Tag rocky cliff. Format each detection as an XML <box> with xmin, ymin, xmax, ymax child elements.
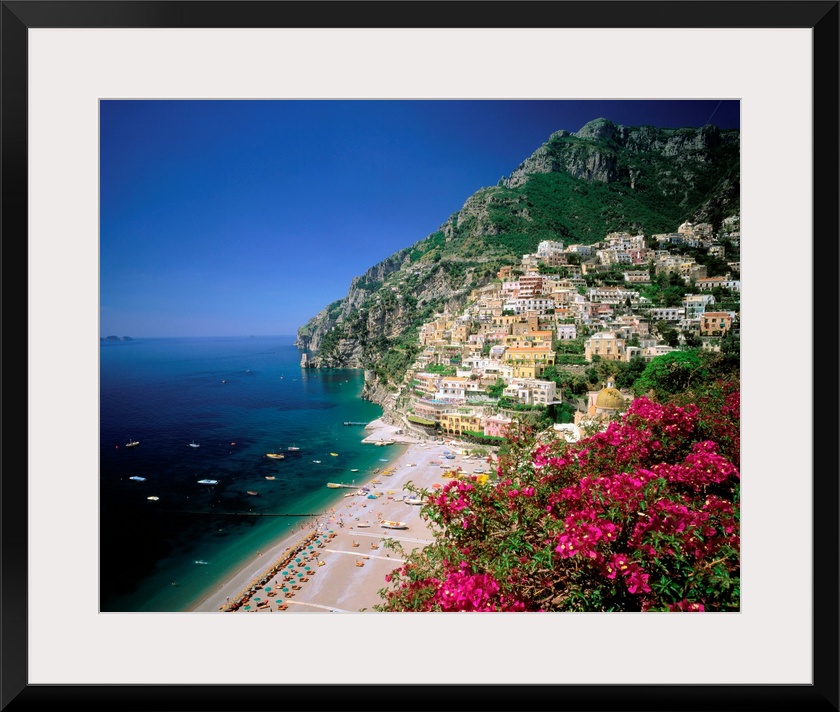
<box><xmin>296</xmin><ymin>118</ymin><xmax>739</xmax><ymax>406</ymax></box>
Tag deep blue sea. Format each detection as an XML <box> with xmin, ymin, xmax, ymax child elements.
<box><xmin>99</xmin><ymin>335</ymin><xmax>399</xmax><ymax>612</ymax></box>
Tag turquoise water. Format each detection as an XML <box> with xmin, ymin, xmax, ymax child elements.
<box><xmin>99</xmin><ymin>336</ymin><xmax>403</xmax><ymax>611</ymax></box>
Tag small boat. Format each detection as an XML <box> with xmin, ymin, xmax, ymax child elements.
<box><xmin>381</xmin><ymin>520</ymin><xmax>408</xmax><ymax>530</ymax></box>
<box><xmin>330</xmin><ymin>453</ymin><xmax>339</xmax><ymax>457</ymax></box>
<box><xmin>197</xmin><ymin>479</ymin><xmax>219</xmax><ymax>485</ymax></box>
<box><xmin>265</xmin><ymin>476</ymin><xmax>276</xmax><ymax>481</ymax></box>
<box><xmin>266</xmin><ymin>453</ymin><xmax>284</xmax><ymax>460</ymax></box>
<box><xmin>350</xmin><ymin>469</ymin><xmax>359</xmax><ymax>473</ymax></box>
<box><xmin>313</xmin><ymin>460</ymin><xmax>322</xmax><ymax>464</ymax></box>
<box><xmin>129</xmin><ymin>476</ymin><xmax>146</xmax><ymax>482</ymax></box>
<box><xmin>189</xmin><ymin>441</ymin><xmax>200</xmax><ymax>448</ymax></box>
<box><xmin>326</xmin><ymin>483</ymin><xmax>342</xmax><ymax>489</ymax></box>
<box><xmin>194</xmin><ymin>560</ymin><xmax>208</xmax><ymax>565</ymax></box>
<box><xmin>126</xmin><ymin>439</ymin><xmax>139</xmax><ymax>448</ymax></box>
<box><xmin>287</xmin><ymin>446</ymin><xmax>300</xmax><ymax>451</ymax></box>
<box><xmin>356</xmin><ymin>522</ymin><xmax>371</xmax><ymax>528</ymax></box>
<box><xmin>246</xmin><ymin>490</ymin><xmax>259</xmax><ymax>496</ymax></box>
<box><xmin>404</xmin><ymin>497</ymin><xmax>424</xmax><ymax>505</ymax></box>
<box><xmin>146</xmin><ymin>495</ymin><xmax>159</xmax><ymax>501</ymax></box>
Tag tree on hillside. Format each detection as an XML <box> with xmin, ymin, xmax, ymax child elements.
<box><xmin>632</xmin><ymin>350</ymin><xmax>707</xmax><ymax>399</ymax></box>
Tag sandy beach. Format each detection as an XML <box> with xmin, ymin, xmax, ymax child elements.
<box><xmin>191</xmin><ymin>419</ymin><xmax>488</xmax><ymax>613</ymax></box>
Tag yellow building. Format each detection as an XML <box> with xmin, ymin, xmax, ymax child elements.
<box><xmin>502</xmin><ymin>347</ymin><xmax>555</xmax><ymax>378</ymax></box>
<box><xmin>440</xmin><ymin>411</ymin><xmax>483</xmax><ymax>437</ymax></box>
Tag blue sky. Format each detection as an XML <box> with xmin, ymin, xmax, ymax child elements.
<box><xmin>100</xmin><ymin>100</ymin><xmax>739</xmax><ymax>338</ymax></box>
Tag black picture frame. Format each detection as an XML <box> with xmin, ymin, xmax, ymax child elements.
<box><xmin>3</xmin><ymin>2</ymin><xmax>837</xmax><ymax>710</ymax></box>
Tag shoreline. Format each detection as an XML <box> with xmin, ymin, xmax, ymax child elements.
<box><xmin>191</xmin><ymin>420</ymin><xmax>483</xmax><ymax>612</ymax></box>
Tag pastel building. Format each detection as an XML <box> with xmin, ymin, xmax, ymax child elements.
<box><xmin>584</xmin><ymin>332</ymin><xmax>626</xmax><ymax>362</ymax></box>
<box><xmin>484</xmin><ymin>415</ymin><xmax>514</xmax><ymax>438</ymax></box>
<box><xmin>700</xmin><ymin>312</ymin><xmax>734</xmax><ymax>336</ymax></box>
<box><xmin>440</xmin><ymin>411</ymin><xmax>484</xmax><ymax>437</ymax></box>
<box><xmin>502</xmin><ymin>346</ymin><xmax>555</xmax><ymax>378</ymax></box>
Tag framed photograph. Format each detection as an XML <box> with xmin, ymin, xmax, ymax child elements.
<box><xmin>5</xmin><ymin>1</ymin><xmax>837</xmax><ymax>710</ymax></box>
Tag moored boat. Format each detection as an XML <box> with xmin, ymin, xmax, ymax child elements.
<box><xmin>326</xmin><ymin>482</ymin><xmax>342</xmax><ymax>488</ymax></box>
<box><xmin>197</xmin><ymin>479</ymin><xmax>219</xmax><ymax>485</ymax></box>
<box><xmin>126</xmin><ymin>439</ymin><xmax>139</xmax><ymax>448</ymax></box>
<box><xmin>189</xmin><ymin>440</ymin><xmax>200</xmax><ymax>448</ymax></box>
<box><xmin>266</xmin><ymin>452</ymin><xmax>284</xmax><ymax>460</ymax></box>
<box><xmin>129</xmin><ymin>476</ymin><xmax>146</xmax><ymax>482</ymax></box>
<box><xmin>146</xmin><ymin>496</ymin><xmax>159</xmax><ymax>501</ymax></box>
<box><xmin>380</xmin><ymin>520</ymin><xmax>408</xmax><ymax>530</ymax></box>
<box><xmin>246</xmin><ymin>490</ymin><xmax>259</xmax><ymax>496</ymax></box>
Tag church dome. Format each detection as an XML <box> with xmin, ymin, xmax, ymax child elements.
<box><xmin>595</xmin><ymin>387</ymin><xmax>625</xmax><ymax>410</ymax></box>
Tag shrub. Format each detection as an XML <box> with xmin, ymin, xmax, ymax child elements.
<box><xmin>376</xmin><ymin>378</ymin><xmax>740</xmax><ymax>612</ymax></box>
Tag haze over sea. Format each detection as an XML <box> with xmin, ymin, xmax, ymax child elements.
<box><xmin>100</xmin><ymin>335</ymin><xmax>402</xmax><ymax>612</ymax></box>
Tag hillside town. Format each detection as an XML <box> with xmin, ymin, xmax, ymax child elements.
<box><xmin>390</xmin><ymin>217</ymin><xmax>741</xmax><ymax>444</ymax></box>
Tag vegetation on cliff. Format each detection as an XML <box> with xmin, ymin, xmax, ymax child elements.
<box><xmin>297</xmin><ymin>119</ymin><xmax>739</xmax><ymax>397</ymax></box>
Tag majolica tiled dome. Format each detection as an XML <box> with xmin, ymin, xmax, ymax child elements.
<box><xmin>595</xmin><ymin>387</ymin><xmax>625</xmax><ymax>410</ymax></box>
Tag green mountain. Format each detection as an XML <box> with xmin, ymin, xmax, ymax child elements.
<box><xmin>295</xmin><ymin>118</ymin><xmax>739</xmax><ymax>402</ymax></box>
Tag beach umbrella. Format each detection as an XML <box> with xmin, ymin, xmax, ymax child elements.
<box><xmin>243</xmin><ymin>605</ymin><xmax>251</xmax><ymax>610</ymax></box>
<box><xmin>264</xmin><ymin>586</ymin><xmax>272</xmax><ymax>592</ymax></box>
<box><xmin>304</xmin><ymin>566</ymin><xmax>311</xmax><ymax>571</ymax></box>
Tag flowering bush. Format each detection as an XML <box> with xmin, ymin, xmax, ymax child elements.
<box><xmin>375</xmin><ymin>378</ymin><xmax>740</xmax><ymax>612</ymax></box>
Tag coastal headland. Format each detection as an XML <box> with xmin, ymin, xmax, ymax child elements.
<box><xmin>191</xmin><ymin>420</ymin><xmax>487</xmax><ymax>613</ymax></box>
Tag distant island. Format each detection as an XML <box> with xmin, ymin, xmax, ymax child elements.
<box><xmin>101</xmin><ymin>335</ymin><xmax>133</xmax><ymax>341</ymax></box>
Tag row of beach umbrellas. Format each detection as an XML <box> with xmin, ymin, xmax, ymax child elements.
<box><xmin>225</xmin><ymin>529</ymin><xmax>327</xmax><ymax>610</ymax></box>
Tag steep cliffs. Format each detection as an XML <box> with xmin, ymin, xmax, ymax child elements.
<box><xmin>296</xmin><ymin>118</ymin><xmax>739</xmax><ymax>404</ymax></box>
